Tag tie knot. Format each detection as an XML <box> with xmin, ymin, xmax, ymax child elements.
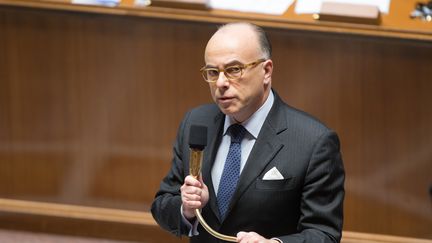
<box><xmin>228</xmin><ymin>124</ymin><xmax>246</xmax><ymax>144</ymax></box>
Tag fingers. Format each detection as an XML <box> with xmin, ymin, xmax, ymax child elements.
<box><xmin>182</xmin><ymin>188</ymin><xmax>202</xmax><ymax>206</ymax></box>
<box><xmin>237</xmin><ymin>231</ymin><xmax>272</xmax><ymax>243</ymax></box>
<box><xmin>181</xmin><ymin>176</ymin><xmax>202</xmax><ymax>201</ymax></box>
<box><xmin>185</xmin><ymin>175</ymin><xmax>202</xmax><ymax>187</ymax></box>
<box><xmin>181</xmin><ymin>175</ymin><xmax>207</xmax><ymax>216</ymax></box>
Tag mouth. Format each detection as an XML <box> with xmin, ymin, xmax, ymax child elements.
<box><xmin>217</xmin><ymin>96</ymin><xmax>235</xmax><ymax>105</ymax></box>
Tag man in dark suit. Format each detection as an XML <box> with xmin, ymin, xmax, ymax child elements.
<box><xmin>151</xmin><ymin>22</ymin><xmax>345</xmax><ymax>243</ymax></box>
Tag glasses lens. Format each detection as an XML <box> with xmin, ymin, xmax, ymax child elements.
<box><xmin>202</xmin><ymin>69</ymin><xmax>219</xmax><ymax>82</ymax></box>
<box><xmin>225</xmin><ymin>66</ymin><xmax>242</xmax><ymax>80</ymax></box>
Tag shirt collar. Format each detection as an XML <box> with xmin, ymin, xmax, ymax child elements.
<box><xmin>223</xmin><ymin>91</ymin><xmax>274</xmax><ymax>139</ymax></box>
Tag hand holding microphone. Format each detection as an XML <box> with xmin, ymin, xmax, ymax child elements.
<box><xmin>181</xmin><ymin>175</ymin><xmax>209</xmax><ymax>219</ymax></box>
<box><xmin>181</xmin><ymin>125</ymin><xmax>209</xmax><ymax>220</ymax></box>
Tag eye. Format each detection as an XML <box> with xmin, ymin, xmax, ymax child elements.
<box><xmin>206</xmin><ymin>69</ymin><xmax>219</xmax><ymax>77</ymax></box>
<box><xmin>226</xmin><ymin>66</ymin><xmax>242</xmax><ymax>75</ymax></box>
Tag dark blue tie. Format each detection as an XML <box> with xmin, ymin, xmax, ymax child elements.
<box><xmin>217</xmin><ymin>124</ymin><xmax>246</xmax><ymax>220</ymax></box>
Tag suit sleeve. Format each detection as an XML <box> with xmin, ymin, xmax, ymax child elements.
<box><xmin>279</xmin><ymin>131</ymin><xmax>345</xmax><ymax>243</ymax></box>
<box><xmin>150</xmin><ymin>112</ymin><xmax>191</xmax><ymax>237</ymax></box>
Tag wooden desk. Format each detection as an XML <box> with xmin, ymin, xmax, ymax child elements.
<box><xmin>0</xmin><ymin>0</ymin><xmax>431</xmax><ymax>240</ymax></box>
<box><xmin>0</xmin><ymin>0</ymin><xmax>431</xmax><ymax>41</ymax></box>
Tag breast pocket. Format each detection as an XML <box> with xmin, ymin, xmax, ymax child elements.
<box><xmin>255</xmin><ymin>177</ymin><xmax>296</xmax><ymax>191</ymax></box>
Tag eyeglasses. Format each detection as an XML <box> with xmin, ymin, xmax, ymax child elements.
<box><xmin>200</xmin><ymin>58</ymin><xmax>266</xmax><ymax>83</ymax></box>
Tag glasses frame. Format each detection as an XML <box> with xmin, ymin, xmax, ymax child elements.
<box><xmin>200</xmin><ymin>58</ymin><xmax>267</xmax><ymax>83</ymax></box>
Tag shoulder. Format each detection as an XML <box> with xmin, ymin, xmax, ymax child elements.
<box><xmin>184</xmin><ymin>103</ymin><xmax>221</xmax><ymax>123</ymax></box>
<box><xmin>284</xmin><ymin>104</ymin><xmax>330</xmax><ymax>132</ymax></box>
<box><xmin>189</xmin><ymin>103</ymin><xmax>220</xmax><ymax>115</ymax></box>
<box><xmin>273</xmin><ymin>94</ymin><xmax>337</xmax><ymax>143</ymax></box>
<box><xmin>178</xmin><ymin>103</ymin><xmax>222</xmax><ymax>132</ymax></box>
<box><xmin>273</xmin><ymin>92</ymin><xmax>330</xmax><ymax>130</ymax></box>
<box><xmin>175</xmin><ymin>103</ymin><xmax>222</xmax><ymax>150</ymax></box>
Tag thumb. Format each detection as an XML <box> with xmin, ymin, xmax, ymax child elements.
<box><xmin>198</xmin><ymin>176</ymin><xmax>207</xmax><ymax>188</ymax></box>
<box><xmin>237</xmin><ymin>231</ymin><xmax>246</xmax><ymax>240</ymax></box>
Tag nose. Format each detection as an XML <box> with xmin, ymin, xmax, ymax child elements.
<box><xmin>215</xmin><ymin>71</ymin><xmax>229</xmax><ymax>88</ymax></box>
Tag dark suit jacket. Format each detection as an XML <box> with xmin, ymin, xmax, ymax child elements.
<box><xmin>151</xmin><ymin>92</ymin><xmax>345</xmax><ymax>243</ymax></box>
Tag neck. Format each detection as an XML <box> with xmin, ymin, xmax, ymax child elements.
<box><xmin>232</xmin><ymin>88</ymin><xmax>271</xmax><ymax>123</ymax></box>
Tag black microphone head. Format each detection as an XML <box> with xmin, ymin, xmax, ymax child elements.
<box><xmin>189</xmin><ymin>125</ymin><xmax>207</xmax><ymax>150</ymax></box>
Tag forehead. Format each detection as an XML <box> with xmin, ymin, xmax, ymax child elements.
<box><xmin>204</xmin><ymin>25</ymin><xmax>261</xmax><ymax>65</ymax></box>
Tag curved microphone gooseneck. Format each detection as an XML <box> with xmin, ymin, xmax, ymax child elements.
<box><xmin>188</xmin><ymin>125</ymin><xmax>237</xmax><ymax>242</ymax></box>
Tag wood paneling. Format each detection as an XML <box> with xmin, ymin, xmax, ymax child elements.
<box><xmin>1</xmin><ymin>199</ymin><xmax>431</xmax><ymax>243</ymax></box>
<box><xmin>0</xmin><ymin>7</ymin><xmax>213</xmax><ymax>210</ymax></box>
<box><xmin>0</xmin><ymin>1</ymin><xmax>431</xmax><ymax>241</ymax></box>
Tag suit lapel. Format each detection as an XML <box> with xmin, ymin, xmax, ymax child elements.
<box><xmin>227</xmin><ymin>94</ymin><xmax>288</xmax><ymax>217</ymax></box>
<box><xmin>202</xmin><ymin>111</ymin><xmax>225</xmax><ymax>222</ymax></box>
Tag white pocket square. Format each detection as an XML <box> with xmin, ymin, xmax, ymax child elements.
<box><xmin>262</xmin><ymin>167</ymin><xmax>284</xmax><ymax>180</ymax></box>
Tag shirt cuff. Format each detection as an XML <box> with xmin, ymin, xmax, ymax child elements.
<box><xmin>180</xmin><ymin>204</ymin><xmax>200</xmax><ymax>236</ymax></box>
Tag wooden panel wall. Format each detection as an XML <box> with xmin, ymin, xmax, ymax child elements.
<box><xmin>0</xmin><ymin>4</ymin><xmax>431</xmax><ymax>240</ymax></box>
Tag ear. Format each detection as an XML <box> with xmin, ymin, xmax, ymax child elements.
<box><xmin>263</xmin><ymin>59</ymin><xmax>273</xmax><ymax>85</ymax></box>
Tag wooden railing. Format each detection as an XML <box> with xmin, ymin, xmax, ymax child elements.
<box><xmin>0</xmin><ymin>198</ymin><xmax>431</xmax><ymax>243</ymax></box>
<box><xmin>0</xmin><ymin>198</ymin><xmax>155</xmax><ymax>225</ymax></box>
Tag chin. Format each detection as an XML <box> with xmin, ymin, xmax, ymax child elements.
<box><xmin>219</xmin><ymin>106</ymin><xmax>238</xmax><ymax>116</ymax></box>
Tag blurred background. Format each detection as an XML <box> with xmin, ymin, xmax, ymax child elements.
<box><xmin>0</xmin><ymin>0</ymin><xmax>431</xmax><ymax>242</ymax></box>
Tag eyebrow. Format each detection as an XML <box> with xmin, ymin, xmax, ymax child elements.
<box><xmin>204</xmin><ymin>60</ymin><xmax>243</xmax><ymax>69</ymax></box>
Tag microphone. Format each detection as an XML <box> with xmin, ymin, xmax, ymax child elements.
<box><xmin>187</xmin><ymin>125</ymin><xmax>237</xmax><ymax>242</ymax></box>
<box><xmin>188</xmin><ymin>125</ymin><xmax>207</xmax><ymax>178</ymax></box>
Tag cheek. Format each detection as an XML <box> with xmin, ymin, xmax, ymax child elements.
<box><xmin>236</xmin><ymin>84</ymin><xmax>252</xmax><ymax>101</ymax></box>
<box><xmin>209</xmin><ymin>85</ymin><xmax>216</xmax><ymax>99</ymax></box>
<box><xmin>236</xmin><ymin>81</ymin><xmax>258</xmax><ymax>100</ymax></box>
